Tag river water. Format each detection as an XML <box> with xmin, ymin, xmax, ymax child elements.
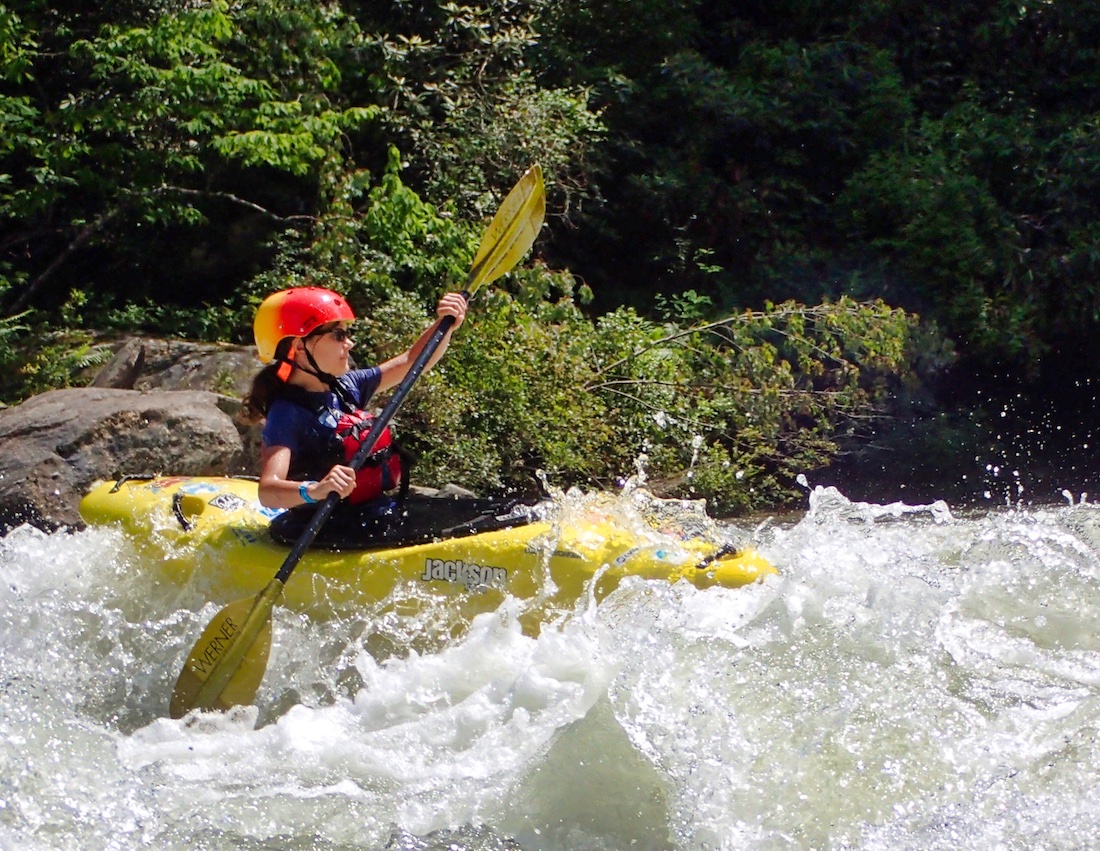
<box><xmin>2</xmin><ymin>481</ymin><xmax>1100</xmax><ymax>850</ymax></box>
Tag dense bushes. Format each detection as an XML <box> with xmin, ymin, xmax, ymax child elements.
<box><xmin>365</xmin><ymin>287</ymin><xmax>920</xmax><ymax>512</ymax></box>
<box><xmin>236</xmin><ymin>155</ymin><xmax>922</xmax><ymax>511</ymax></box>
<box><xmin>0</xmin><ymin>145</ymin><xmax>920</xmax><ymax>511</ymax></box>
<box><xmin>541</xmin><ymin>0</ymin><xmax>1100</xmax><ymax>372</ymax></box>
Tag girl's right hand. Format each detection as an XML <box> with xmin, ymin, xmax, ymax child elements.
<box><xmin>316</xmin><ymin>464</ymin><xmax>356</xmax><ymax>500</ymax></box>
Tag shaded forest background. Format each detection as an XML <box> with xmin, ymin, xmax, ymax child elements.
<box><xmin>2</xmin><ymin>0</ymin><xmax>1099</xmax><ymax>511</ymax></box>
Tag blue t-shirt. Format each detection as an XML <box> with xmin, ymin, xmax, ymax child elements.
<box><xmin>262</xmin><ymin>367</ymin><xmax>382</xmax><ymax>455</ymax></box>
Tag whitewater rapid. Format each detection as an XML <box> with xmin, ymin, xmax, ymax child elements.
<box><xmin>2</xmin><ymin>485</ymin><xmax>1099</xmax><ymax>850</ymax></box>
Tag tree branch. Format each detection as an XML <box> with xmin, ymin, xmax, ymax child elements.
<box><xmin>7</xmin><ymin>185</ymin><xmax>316</xmax><ymax>312</ymax></box>
<box><xmin>9</xmin><ymin>207</ymin><xmax>123</xmax><ymax>313</ymax></box>
<box><xmin>143</xmin><ymin>184</ymin><xmax>316</xmax><ymax>224</ymax></box>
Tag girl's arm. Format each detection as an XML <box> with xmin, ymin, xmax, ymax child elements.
<box><xmin>375</xmin><ymin>292</ymin><xmax>467</xmax><ymax>394</ymax></box>
<box><xmin>257</xmin><ymin>444</ymin><xmax>356</xmax><ymax>508</ymax></box>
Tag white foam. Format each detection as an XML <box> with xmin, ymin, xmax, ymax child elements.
<box><xmin>5</xmin><ymin>487</ymin><xmax>1100</xmax><ymax>848</ymax></box>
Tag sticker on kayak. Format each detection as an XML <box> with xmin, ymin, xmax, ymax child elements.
<box><xmin>613</xmin><ymin>547</ymin><xmax>642</xmax><ymax>566</ymax></box>
<box><xmin>524</xmin><ymin>540</ymin><xmax>583</xmax><ymax>560</ymax></box>
<box><xmin>178</xmin><ymin>480</ymin><xmax>222</xmax><ymax>494</ymax></box>
<box><xmin>230</xmin><ymin>526</ymin><xmax>263</xmax><ymax>545</ymax></box>
<box><xmin>420</xmin><ymin>558</ymin><xmax>507</xmax><ymax>592</ymax></box>
<box><xmin>208</xmin><ymin>493</ymin><xmax>246</xmax><ymax>512</ymax></box>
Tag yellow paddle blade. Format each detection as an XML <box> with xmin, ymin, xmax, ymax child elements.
<box><xmin>169</xmin><ymin>584</ymin><xmax>279</xmax><ymax>718</ymax></box>
<box><xmin>467</xmin><ymin>164</ymin><xmax>546</xmax><ymax>295</ymax></box>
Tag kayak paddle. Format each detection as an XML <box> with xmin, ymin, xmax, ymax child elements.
<box><xmin>169</xmin><ymin>164</ymin><xmax>546</xmax><ymax>718</ymax></box>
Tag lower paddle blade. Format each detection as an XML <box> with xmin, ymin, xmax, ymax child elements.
<box><xmin>169</xmin><ymin>596</ymin><xmax>273</xmax><ymax>718</ymax></box>
<box><xmin>166</xmin><ymin>167</ymin><xmax>546</xmax><ymax>720</ymax></box>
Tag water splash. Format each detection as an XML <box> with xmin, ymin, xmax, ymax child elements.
<box><xmin>4</xmin><ymin>485</ymin><xmax>1100</xmax><ymax>848</ymax></box>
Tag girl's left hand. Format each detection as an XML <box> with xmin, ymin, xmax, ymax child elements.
<box><xmin>437</xmin><ymin>292</ymin><xmax>468</xmax><ymax>330</ymax></box>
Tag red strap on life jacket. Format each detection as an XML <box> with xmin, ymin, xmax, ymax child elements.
<box><xmin>334</xmin><ymin>410</ymin><xmax>404</xmax><ymax>504</ymax></box>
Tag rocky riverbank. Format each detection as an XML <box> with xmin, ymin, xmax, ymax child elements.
<box><xmin>5</xmin><ymin>335</ymin><xmax>1098</xmax><ymax>537</ymax></box>
<box><xmin>0</xmin><ymin>338</ymin><xmax>263</xmax><ymax>535</ymax></box>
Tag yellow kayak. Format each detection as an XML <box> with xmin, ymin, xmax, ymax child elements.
<box><xmin>80</xmin><ymin>476</ymin><xmax>776</xmax><ymax>627</ymax></box>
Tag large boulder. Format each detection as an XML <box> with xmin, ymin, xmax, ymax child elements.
<box><xmin>90</xmin><ymin>336</ymin><xmax>262</xmax><ymax>396</ymax></box>
<box><xmin>0</xmin><ymin>387</ymin><xmax>252</xmax><ymax>534</ymax></box>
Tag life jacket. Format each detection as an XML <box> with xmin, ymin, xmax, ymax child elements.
<box><xmin>334</xmin><ymin>407</ymin><xmax>407</xmax><ymax>504</ymax></box>
<box><xmin>277</xmin><ymin>384</ymin><xmax>411</xmax><ymax>505</ymax></box>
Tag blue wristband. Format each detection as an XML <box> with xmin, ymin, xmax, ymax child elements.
<box><xmin>299</xmin><ymin>481</ymin><xmax>318</xmax><ymax>504</ymax></box>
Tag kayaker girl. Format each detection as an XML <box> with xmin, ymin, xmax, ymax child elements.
<box><xmin>240</xmin><ymin>286</ymin><xmax>466</xmax><ymax>537</ymax></box>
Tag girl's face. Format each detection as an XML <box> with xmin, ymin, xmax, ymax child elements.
<box><xmin>300</xmin><ymin>322</ymin><xmax>355</xmax><ymax>376</ymax></box>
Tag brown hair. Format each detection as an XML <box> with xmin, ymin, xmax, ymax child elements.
<box><xmin>238</xmin><ymin>337</ymin><xmax>294</xmax><ymax>425</ymax></box>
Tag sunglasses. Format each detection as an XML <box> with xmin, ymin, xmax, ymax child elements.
<box><xmin>310</xmin><ymin>326</ymin><xmax>353</xmax><ymax>343</ymax></box>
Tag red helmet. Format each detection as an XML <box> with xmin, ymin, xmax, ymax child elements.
<box><xmin>253</xmin><ymin>287</ymin><xmax>355</xmax><ymax>363</ymax></box>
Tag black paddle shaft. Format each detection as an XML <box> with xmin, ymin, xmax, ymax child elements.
<box><xmin>273</xmin><ymin>303</ymin><xmax>464</xmax><ymax>585</ymax></box>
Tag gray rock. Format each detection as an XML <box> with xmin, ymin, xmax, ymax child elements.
<box><xmin>88</xmin><ymin>335</ymin><xmax>266</xmax><ymax>472</ymax></box>
<box><xmin>0</xmin><ymin>336</ymin><xmax>476</xmax><ymax>537</ymax></box>
<box><xmin>93</xmin><ymin>336</ymin><xmax>262</xmax><ymax>397</ymax></box>
<box><xmin>0</xmin><ymin>387</ymin><xmax>251</xmax><ymax>534</ymax></box>
<box><xmin>89</xmin><ymin>339</ymin><xmax>146</xmax><ymax>389</ymax></box>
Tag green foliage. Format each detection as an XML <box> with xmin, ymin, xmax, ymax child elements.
<box><xmin>0</xmin><ymin>304</ymin><xmax>30</xmax><ymax>396</ymax></box>
<box><xmin>241</xmin><ymin>147</ymin><xmax>476</xmax><ymax>328</ymax></box>
<box><xmin>655</xmin><ymin>289</ymin><xmax>713</xmax><ymax>324</ymax></box>
<box><xmin>541</xmin><ymin>0</ymin><xmax>1100</xmax><ymax>376</ymax></box>
<box><xmin>0</xmin><ymin>5</ymin><xmax>37</xmax><ymax>157</ymax></box>
<box><xmin>576</xmin><ymin>296</ymin><xmax>918</xmax><ymax>509</ymax></box>
<box><xmin>0</xmin><ymin>291</ymin><xmax>112</xmax><ymax>402</ymax></box>
<box><xmin>543</xmin><ymin>15</ymin><xmax>915</xmax><ymax>312</ymax></box>
<box><xmin>8</xmin><ymin>0</ymin><xmax>1085</xmax><ymax>510</ymax></box>
<box><xmin>98</xmin><ymin>299</ymin><xmax>244</xmax><ymax>342</ymax></box>
<box><xmin>837</xmin><ymin>105</ymin><xmax>1023</xmax><ymax>356</ymax></box>
<box><xmin>354</xmin><ymin>285</ymin><xmax>918</xmax><ymax>512</ymax></box>
<box><xmin>0</xmin><ymin>0</ymin><xmax>375</xmax><ymax>316</ymax></box>
<box><xmin>353</xmin><ymin>1</ymin><xmax>606</xmax><ymax>217</ymax></box>
<box><xmin>380</xmin><ymin>289</ymin><xmax>614</xmax><ymax>492</ymax></box>
<box><xmin>10</xmin><ymin>329</ymin><xmax>112</xmax><ymax>399</ymax></box>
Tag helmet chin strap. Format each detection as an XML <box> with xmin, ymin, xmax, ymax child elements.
<box><xmin>289</xmin><ymin>342</ymin><xmax>357</xmax><ymax>412</ymax></box>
